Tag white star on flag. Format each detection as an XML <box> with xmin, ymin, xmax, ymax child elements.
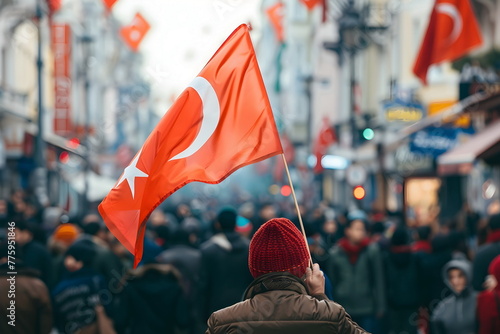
<box><xmin>116</xmin><ymin>149</ymin><xmax>149</xmax><ymax>199</ymax></box>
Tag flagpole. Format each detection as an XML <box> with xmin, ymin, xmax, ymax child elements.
<box><xmin>281</xmin><ymin>153</ymin><xmax>314</xmax><ymax>268</ymax></box>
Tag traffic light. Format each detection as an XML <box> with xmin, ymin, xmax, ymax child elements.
<box><xmin>67</xmin><ymin>137</ymin><xmax>80</xmax><ymax>149</ymax></box>
<box><xmin>281</xmin><ymin>185</ymin><xmax>292</xmax><ymax>197</ymax></box>
<box><xmin>362</xmin><ymin>128</ymin><xmax>375</xmax><ymax>141</ymax></box>
<box><xmin>353</xmin><ymin>185</ymin><xmax>366</xmax><ymax>200</ymax></box>
<box><xmin>59</xmin><ymin>151</ymin><xmax>70</xmax><ymax>164</ymax></box>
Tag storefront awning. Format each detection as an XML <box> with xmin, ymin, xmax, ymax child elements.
<box><xmin>438</xmin><ymin>120</ymin><xmax>500</xmax><ymax>175</ymax></box>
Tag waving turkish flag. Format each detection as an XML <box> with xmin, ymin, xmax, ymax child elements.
<box><xmin>413</xmin><ymin>0</ymin><xmax>483</xmax><ymax>84</ymax></box>
<box><xmin>99</xmin><ymin>24</ymin><xmax>283</xmax><ymax>266</ymax></box>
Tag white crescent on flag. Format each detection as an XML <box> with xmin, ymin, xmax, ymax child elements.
<box><xmin>436</xmin><ymin>3</ymin><xmax>463</xmax><ymax>45</ymax></box>
<box><xmin>169</xmin><ymin>76</ymin><xmax>221</xmax><ymax>161</ymax></box>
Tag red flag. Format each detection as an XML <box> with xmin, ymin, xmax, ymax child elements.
<box><xmin>103</xmin><ymin>0</ymin><xmax>117</xmax><ymax>10</ymax></box>
<box><xmin>300</xmin><ymin>0</ymin><xmax>322</xmax><ymax>10</ymax></box>
<box><xmin>99</xmin><ymin>24</ymin><xmax>283</xmax><ymax>266</ymax></box>
<box><xmin>413</xmin><ymin>0</ymin><xmax>483</xmax><ymax>84</ymax></box>
<box><xmin>120</xmin><ymin>13</ymin><xmax>150</xmax><ymax>52</ymax></box>
<box><xmin>313</xmin><ymin>118</ymin><xmax>336</xmax><ymax>174</ymax></box>
<box><xmin>273</xmin><ymin>134</ymin><xmax>295</xmax><ymax>182</ymax></box>
<box><xmin>266</xmin><ymin>3</ymin><xmax>284</xmax><ymax>42</ymax></box>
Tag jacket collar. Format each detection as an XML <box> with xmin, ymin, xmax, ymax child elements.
<box><xmin>243</xmin><ymin>272</ymin><xmax>309</xmax><ymax>300</ymax></box>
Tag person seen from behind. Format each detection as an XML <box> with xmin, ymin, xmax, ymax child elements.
<box><xmin>206</xmin><ymin>218</ymin><xmax>369</xmax><ymax>333</ymax></box>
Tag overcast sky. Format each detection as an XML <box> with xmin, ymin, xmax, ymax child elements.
<box><xmin>113</xmin><ymin>0</ymin><xmax>263</xmax><ymax>113</ymax></box>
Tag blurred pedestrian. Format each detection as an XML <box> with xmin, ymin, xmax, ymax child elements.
<box><xmin>80</xmin><ymin>215</ymin><xmax>125</xmax><ymax>291</ymax></box>
<box><xmin>52</xmin><ymin>240</ymin><xmax>114</xmax><ymax>334</ymax></box>
<box><xmin>199</xmin><ymin>207</ymin><xmax>253</xmax><ymax>321</ymax></box>
<box><xmin>156</xmin><ymin>220</ymin><xmax>203</xmax><ymax>333</ymax></box>
<box><xmin>326</xmin><ymin>217</ymin><xmax>386</xmax><ymax>333</ymax></box>
<box><xmin>0</xmin><ymin>241</ymin><xmax>52</xmax><ymax>334</ymax></box>
<box><xmin>419</xmin><ymin>234</ymin><xmax>453</xmax><ymax>312</ymax></box>
<box><xmin>472</xmin><ymin>213</ymin><xmax>500</xmax><ymax>291</ymax></box>
<box><xmin>431</xmin><ymin>259</ymin><xmax>477</xmax><ymax>334</ymax></box>
<box><xmin>15</xmin><ymin>220</ymin><xmax>52</xmax><ymax>286</ymax></box>
<box><xmin>477</xmin><ymin>255</ymin><xmax>500</xmax><ymax>334</ymax></box>
<box><xmin>48</xmin><ymin>223</ymin><xmax>81</xmax><ymax>288</ymax></box>
<box><xmin>206</xmin><ymin>218</ymin><xmax>368</xmax><ymax>333</ymax></box>
<box><xmin>235</xmin><ymin>215</ymin><xmax>253</xmax><ymax>239</ymax></box>
<box><xmin>412</xmin><ymin>226</ymin><xmax>432</xmax><ymax>254</ymax></box>
<box><xmin>115</xmin><ymin>262</ymin><xmax>189</xmax><ymax>334</ymax></box>
<box><xmin>384</xmin><ymin>227</ymin><xmax>420</xmax><ymax>334</ymax></box>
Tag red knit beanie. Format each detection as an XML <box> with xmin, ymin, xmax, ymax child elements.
<box><xmin>249</xmin><ymin>218</ymin><xmax>310</xmax><ymax>278</ymax></box>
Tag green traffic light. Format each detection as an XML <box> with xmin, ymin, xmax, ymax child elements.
<box><xmin>362</xmin><ymin>128</ymin><xmax>375</xmax><ymax>140</ymax></box>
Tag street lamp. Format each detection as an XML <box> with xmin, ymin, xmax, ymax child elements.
<box><xmin>80</xmin><ymin>34</ymin><xmax>93</xmax><ymax>211</ymax></box>
<box><xmin>33</xmin><ymin>0</ymin><xmax>49</xmax><ymax>207</ymax></box>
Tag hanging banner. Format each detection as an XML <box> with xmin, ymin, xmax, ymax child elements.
<box><xmin>51</xmin><ymin>24</ymin><xmax>72</xmax><ymax>137</ymax></box>
<box><xmin>266</xmin><ymin>3</ymin><xmax>284</xmax><ymax>42</ymax></box>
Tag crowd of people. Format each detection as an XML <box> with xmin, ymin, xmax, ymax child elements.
<box><xmin>1</xmin><ymin>188</ymin><xmax>500</xmax><ymax>334</ymax></box>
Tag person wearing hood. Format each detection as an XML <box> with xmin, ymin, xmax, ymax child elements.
<box><xmin>431</xmin><ymin>259</ymin><xmax>477</xmax><ymax>334</ymax></box>
<box><xmin>199</xmin><ymin>207</ymin><xmax>253</xmax><ymax>321</ymax></box>
<box><xmin>477</xmin><ymin>255</ymin><xmax>500</xmax><ymax>334</ymax></box>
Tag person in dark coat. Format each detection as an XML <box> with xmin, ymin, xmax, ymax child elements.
<box><xmin>326</xmin><ymin>217</ymin><xmax>386</xmax><ymax>334</ymax></box>
<box><xmin>412</xmin><ymin>226</ymin><xmax>432</xmax><ymax>254</ymax></box>
<box><xmin>431</xmin><ymin>259</ymin><xmax>477</xmax><ymax>334</ymax></box>
<box><xmin>156</xmin><ymin>220</ymin><xmax>203</xmax><ymax>333</ymax></box>
<box><xmin>206</xmin><ymin>218</ymin><xmax>368</xmax><ymax>334</ymax></box>
<box><xmin>52</xmin><ymin>239</ymin><xmax>112</xmax><ymax>334</ymax></box>
<box><xmin>473</xmin><ymin>213</ymin><xmax>500</xmax><ymax>291</ymax></box>
<box><xmin>80</xmin><ymin>215</ymin><xmax>125</xmax><ymax>288</ymax></box>
<box><xmin>384</xmin><ymin>227</ymin><xmax>420</xmax><ymax>334</ymax></box>
<box><xmin>418</xmin><ymin>234</ymin><xmax>453</xmax><ymax>313</ymax></box>
<box><xmin>0</xmin><ymin>241</ymin><xmax>52</xmax><ymax>334</ymax></box>
<box><xmin>15</xmin><ymin>220</ymin><xmax>52</xmax><ymax>286</ymax></box>
<box><xmin>199</xmin><ymin>207</ymin><xmax>253</xmax><ymax>321</ymax></box>
<box><xmin>477</xmin><ymin>255</ymin><xmax>500</xmax><ymax>334</ymax></box>
<box><xmin>115</xmin><ymin>262</ymin><xmax>189</xmax><ymax>334</ymax></box>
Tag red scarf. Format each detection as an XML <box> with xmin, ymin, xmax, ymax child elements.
<box><xmin>487</xmin><ymin>230</ymin><xmax>500</xmax><ymax>244</ymax></box>
<box><xmin>390</xmin><ymin>245</ymin><xmax>413</xmax><ymax>253</ymax></box>
<box><xmin>412</xmin><ymin>240</ymin><xmax>432</xmax><ymax>253</ymax></box>
<box><xmin>338</xmin><ymin>237</ymin><xmax>371</xmax><ymax>264</ymax></box>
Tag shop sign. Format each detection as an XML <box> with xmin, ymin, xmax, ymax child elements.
<box><xmin>384</xmin><ymin>99</ymin><xmax>424</xmax><ymax>122</ymax></box>
<box><xmin>410</xmin><ymin>126</ymin><xmax>474</xmax><ymax>157</ymax></box>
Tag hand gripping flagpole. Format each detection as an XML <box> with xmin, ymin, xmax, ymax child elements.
<box><xmin>281</xmin><ymin>153</ymin><xmax>314</xmax><ymax>268</ymax></box>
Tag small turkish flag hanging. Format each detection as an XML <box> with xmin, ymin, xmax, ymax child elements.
<box><xmin>120</xmin><ymin>13</ymin><xmax>150</xmax><ymax>52</ymax></box>
<box><xmin>266</xmin><ymin>3</ymin><xmax>285</xmax><ymax>42</ymax></box>
<box><xmin>300</xmin><ymin>0</ymin><xmax>322</xmax><ymax>10</ymax></box>
<box><xmin>102</xmin><ymin>0</ymin><xmax>118</xmax><ymax>10</ymax></box>
<box><xmin>99</xmin><ymin>24</ymin><xmax>283</xmax><ymax>266</ymax></box>
<box><xmin>413</xmin><ymin>0</ymin><xmax>483</xmax><ymax>84</ymax></box>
